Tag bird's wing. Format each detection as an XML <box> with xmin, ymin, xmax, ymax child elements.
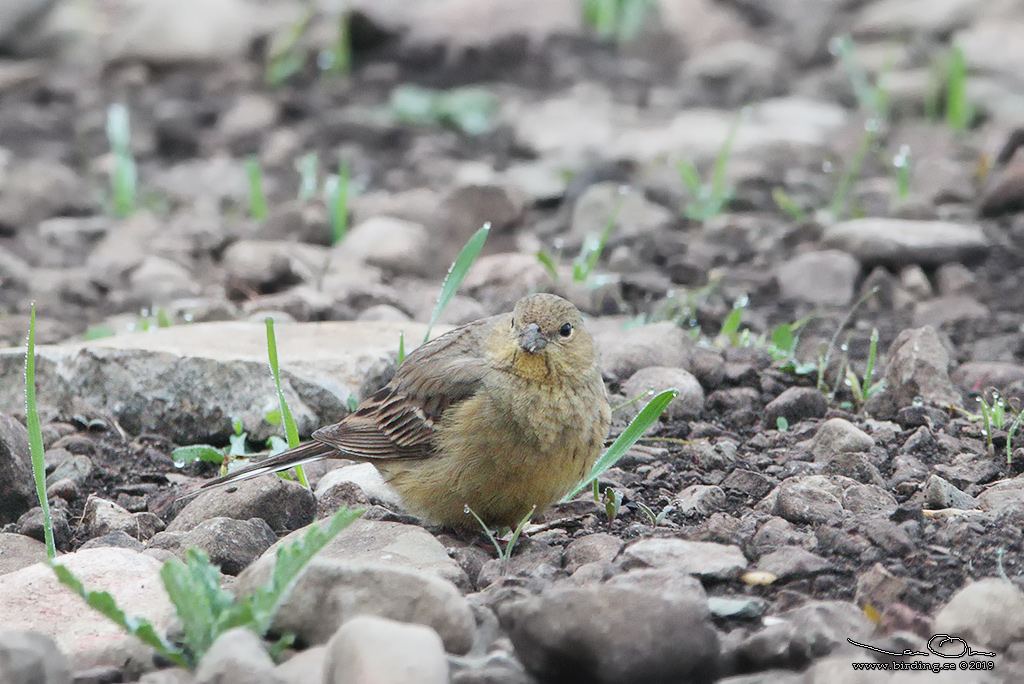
<box><xmin>312</xmin><ymin>316</ymin><xmax>504</xmax><ymax>460</ymax></box>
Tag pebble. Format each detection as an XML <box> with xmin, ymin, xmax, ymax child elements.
<box><xmin>502</xmin><ymin>585</ymin><xmax>720</xmax><ymax>684</ymax></box>
<box><xmin>323</xmin><ymin>615</ymin><xmax>449</xmax><ymax>684</ymax></box>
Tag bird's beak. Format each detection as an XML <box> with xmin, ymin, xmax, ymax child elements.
<box><xmin>519</xmin><ymin>323</ymin><xmax>547</xmax><ymax>353</ymax></box>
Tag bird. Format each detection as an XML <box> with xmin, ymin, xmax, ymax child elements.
<box><xmin>196</xmin><ymin>293</ymin><xmax>611</xmax><ymax>529</ymax></box>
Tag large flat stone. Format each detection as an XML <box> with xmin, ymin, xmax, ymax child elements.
<box><xmin>822</xmin><ymin>218</ymin><xmax>989</xmax><ymax>267</ymax></box>
<box><xmin>0</xmin><ymin>321</ymin><xmax>434</xmax><ymax>445</ymax></box>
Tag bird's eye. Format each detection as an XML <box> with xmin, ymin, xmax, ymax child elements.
<box><xmin>559</xmin><ymin>322</ymin><xmax>573</xmax><ymax>338</ymax></box>
<box><xmin>510</xmin><ymin>319</ymin><xmax>515</xmax><ymax>330</ymax></box>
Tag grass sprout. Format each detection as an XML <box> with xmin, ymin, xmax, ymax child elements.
<box><xmin>845</xmin><ymin>328</ymin><xmax>884</xmax><ymax>408</ymax></box>
<box><xmin>636</xmin><ymin>501</ymin><xmax>674</xmax><ymax>527</ymax></box>
<box><xmin>246</xmin><ymin>156</ymin><xmax>268</xmax><ymax>221</ymax></box>
<box><xmin>582</xmin><ymin>0</ymin><xmax>656</xmax><ymax>44</ymax></box>
<box><xmin>106</xmin><ymin>104</ymin><xmax>137</xmax><ymax>218</ymax></box>
<box><xmin>52</xmin><ymin>507</ymin><xmax>362</xmax><ymax>670</ymax></box>
<box><xmin>324</xmin><ymin>158</ymin><xmax>350</xmax><ymax>244</ymax></box>
<box><xmin>566</xmin><ymin>388</ymin><xmax>678</xmax><ymax>501</ymax></box>
<box><xmin>423</xmin><ymin>223</ymin><xmax>490</xmax><ymax>343</ymax></box>
<box><xmin>574</xmin><ymin>187</ymin><xmax>625</xmax><ymax>285</ymax></box>
<box><xmin>265</xmin><ymin>318</ymin><xmax>307</xmax><ymax>487</ymax></box>
<box><xmin>390</xmin><ymin>85</ymin><xmax>499</xmax><ymax>137</ymax></box>
<box><xmin>465</xmin><ymin>504</ymin><xmax>536</xmax><ymax>574</ymax></box>
<box><xmin>944</xmin><ymin>45</ymin><xmax>974</xmax><ymax>132</ymax></box>
<box><xmin>266</xmin><ymin>9</ymin><xmax>313</xmax><ymax>86</ymax></box>
<box><xmin>678</xmin><ymin>109</ymin><xmax>745</xmax><ymax>223</ymax></box>
<box><xmin>772</xmin><ymin>188</ymin><xmax>809</xmax><ymax>223</ymax></box>
<box><xmin>25</xmin><ymin>303</ymin><xmax>54</xmax><ymax>558</ymax></box>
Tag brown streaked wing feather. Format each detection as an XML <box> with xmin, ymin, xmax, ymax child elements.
<box><xmin>311</xmin><ymin>316</ymin><xmax>503</xmax><ymax>460</ymax></box>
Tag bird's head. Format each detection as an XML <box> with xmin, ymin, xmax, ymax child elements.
<box><xmin>489</xmin><ymin>293</ymin><xmax>598</xmax><ymax>384</ymax></box>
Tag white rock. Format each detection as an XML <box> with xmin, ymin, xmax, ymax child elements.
<box><xmin>324</xmin><ymin>615</ymin><xmax>448</xmax><ymax>684</ymax></box>
<box><xmin>0</xmin><ymin>548</ymin><xmax>173</xmax><ymax>662</ymax></box>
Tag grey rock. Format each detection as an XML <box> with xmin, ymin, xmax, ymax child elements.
<box><xmin>45</xmin><ymin>454</ymin><xmax>92</xmax><ymax>488</ymax></box>
<box><xmin>682</xmin><ymin>40</ymin><xmax>785</xmax><ymax>108</ymax></box>
<box><xmin>138</xmin><ymin>668</ymin><xmax>195</xmax><ymax>684</ymax></box>
<box><xmin>753</xmin><ymin>547</ymin><xmax>832</xmax><ymax>580</ymax></box>
<box><xmin>977</xmin><ymin>477</ymin><xmax>1024</xmax><ymax>514</ymax></box>
<box><xmin>0</xmin><ymin>533</ymin><xmax>47</xmax><ymax>576</ymax></box>
<box><xmin>128</xmin><ymin>256</ymin><xmax>200</xmax><ymax>303</ymax></box>
<box><xmin>924</xmin><ymin>474</ymin><xmax>977</xmax><ymax>510</ymax></box>
<box><xmin>0</xmin><ymin>413</ymin><xmax>35</xmax><ymax>524</ymax></box>
<box><xmin>854</xmin><ymin>0</ymin><xmax>977</xmax><ymax>39</ymax></box>
<box><xmin>868</xmin><ymin>326</ymin><xmax>962</xmax><ymax>418</ymax></box>
<box><xmin>773</xmin><ymin>475</ymin><xmax>860</xmax><ymax>525</ymax></box>
<box><xmin>503</xmin><ymin>585</ymin><xmax>719</xmax><ymax>684</ymax></box>
<box><xmin>721</xmin><ymin>468</ymin><xmax>774</xmax><ymax>499</ymax></box>
<box><xmin>762</xmin><ymin>387</ymin><xmax>827</xmax><ymax>429</ymax></box>
<box><xmin>323</xmin><ymin>615</ymin><xmax>448</xmax><ymax>684</ymax></box>
<box><xmin>854</xmin><ymin>562</ymin><xmax>908</xmax><ymax>609</ymax></box>
<box><xmin>913</xmin><ymin>295</ymin><xmax>989</xmax><ymax>328</ymax></box>
<box><xmin>750</xmin><ymin>517</ymin><xmax>816</xmax><ymax>558</ymax></box>
<box><xmin>223</xmin><ymin>240</ymin><xmax>329</xmax><ymax>295</ymax></box>
<box><xmin>563</xmin><ymin>533</ymin><xmax>623</xmax><ymax>574</ymax></box>
<box><xmin>622</xmin><ymin>366</ymin><xmax>704</xmax><ymax>420</ymax></box>
<box><xmin>841</xmin><ymin>484</ymin><xmax>898</xmax><ymax>517</ymax></box>
<box><xmin>570</xmin><ymin>183</ymin><xmax>673</xmax><ymax>241</ymax></box>
<box><xmin>103</xmin><ymin>0</ymin><xmax>265</xmax><ymax>65</ymax></box>
<box><xmin>592</xmin><ymin>321</ymin><xmax>693</xmax><ymax>381</ymax></box>
<box><xmin>343</xmin><ymin>217</ymin><xmax>432</xmax><ymax>276</ymax></box>
<box><xmin>194</xmin><ymin>628</ymin><xmax>280</xmax><ymax>684</ymax></box>
<box><xmin>17</xmin><ymin>506</ymin><xmax>71</xmax><ymax>548</ymax></box>
<box><xmin>933</xmin><ymin>578</ymin><xmax>1024</xmax><ymax>651</ymax></box>
<box><xmin>79</xmin><ymin>530</ymin><xmax>145</xmax><ymax>552</ymax></box>
<box><xmin>149</xmin><ymin>517</ymin><xmax>277</xmax><ymax>575</ymax></box>
<box><xmin>775</xmin><ymin>250</ymin><xmax>859</xmax><ymax>306</ymax></box>
<box><xmin>0</xmin><ymin>630</ymin><xmax>71</xmax><ymax>684</ymax></box>
<box><xmin>0</xmin><ymin>319</ymin><xmax>430</xmax><ymax>445</ymax></box>
<box><xmin>734</xmin><ymin>601</ymin><xmax>872</xmax><ymax>670</ymax></box>
<box><xmin>275</xmin><ymin>646</ymin><xmax>325</xmax><ymax>684</ymax></box>
<box><xmin>822</xmin><ymin>218</ymin><xmax>989</xmax><ymax>267</ymax></box>
<box><xmin>606</xmin><ymin>567</ymin><xmax>708</xmax><ymax>603</ymax></box>
<box><xmin>168</xmin><ymin>477</ymin><xmax>314</xmax><ymax>534</ymax></box>
<box><xmin>620</xmin><ymin>538</ymin><xmax>747</xmax><ymax>579</ymax></box>
<box><xmin>0</xmin><ymin>158</ymin><xmax>94</xmax><ymax>234</ymax></box>
<box><xmin>248</xmin><ymin>518</ymin><xmax>467</xmax><ymax>590</ymax></box>
<box><xmin>235</xmin><ymin>559</ymin><xmax>474</xmax><ymax>654</ymax></box>
<box><xmin>314</xmin><ymin>463</ymin><xmax>403</xmax><ymax>510</ymax></box>
<box><xmin>822</xmin><ymin>452</ymin><xmax>885</xmax><ymax>487</ymax></box>
<box><xmin>218</xmin><ymin>93</ymin><xmax>278</xmax><ymax>145</ymax></box>
<box><xmin>83</xmin><ymin>496</ymin><xmax>164</xmax><ymax>541</ymax></box>
<box><xmin>810</xmin><ymin>418</ymin><xmax>874</xmax><ymax>462</ymax></box>
<box><xmin>674</xmin><ymin>484</ymin><xmax>727</xmax><ymax>515</ymax></box>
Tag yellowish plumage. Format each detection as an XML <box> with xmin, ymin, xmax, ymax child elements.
<box><xmin>199</xmin><ymin>294</ymin><xmax>611</xmax><ymax>529</ymax></box>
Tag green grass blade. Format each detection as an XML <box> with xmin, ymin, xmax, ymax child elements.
<box><xmin>565</xmin><ymin>388</ymin><xmax>678</xmax><ymax>500</ymax></box>
<box><xmin>423</xmin><ymin>223</ymin><xmax>490</xmax><ymax>343</ymax></box>
<box><xmin>247</xmin><ymin>507</ymin><xmax>363</xmax><ymax>633</ymax></box>
<box><xmin>536</xmin><ymin>250</ymin><xmax>560</xmax><ymax>282</ymax></box>
<box><xmin>25</xmin><ymin>303</ymin><xmax>54</xmax><ymax>559</ymax></box>
<box><xmin>51</xmin><ymin>562</ymin><xmax>188</xmax><ymax>668</ymax></box>
<box><xmin>946</xmin><ymin>45</ymin><xmax>970</xmax><ymax>132</ymax></box>
<box><xmin>265</xmin><ymin>318</ymin><xmax>306</xmax><ymax>487</ymax></box>
<box><xmin>246</xmin><ymin>156</ymin><xmax>268</xmax><ymax>221</ymax></box>
<box><xmin>327</xmin><ymin>158</ymin><xmax>350</xmax><ymax>244</ymax></box>
<box><xmin>711</xmin><ymin>109</ymin><xmax>744</xmax><ymax>202</ymax></box>
<box><xmin>397</xmin><ymin>330</ymin><xmax>406</xmax><ymax>365</ymax></box>
<box><xmin>676</xmin><ymin>159</ymin><xmax>702</xmax><ymax>195</ymax></box>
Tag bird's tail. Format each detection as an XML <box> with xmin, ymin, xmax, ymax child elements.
<box><xmin>182</xmin><ymin>440</ymin><xmax>336</xmax><ymax>500</ymax></box>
